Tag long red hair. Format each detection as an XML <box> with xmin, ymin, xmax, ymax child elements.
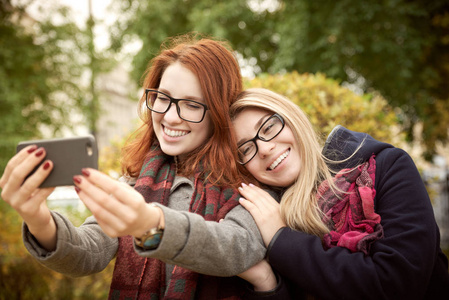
<box><xmin>121</xmin><ymin>33</ymin><xmax>244</xmax><ymax>187</ymax></box>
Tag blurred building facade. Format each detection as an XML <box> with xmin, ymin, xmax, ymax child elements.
<box><xmin>47</xmin><ymin>64</ymin><xmax>138</xmax><ymax>209</ymax></box>
<box><xmin>96</xmin><ymin>64</ymin><xmax>139</xmax><ymax>151</ymax></box>
<box><xmin>423</xmin><ymin>156</ymin><xmax>449</xmax><ymax>249</ymax></box>
<box><xmin>402</xmin><ymin>126</ymin><xmax>449</xmax><ymax>249</ymax></box>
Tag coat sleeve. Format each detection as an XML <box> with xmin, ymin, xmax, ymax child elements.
<box><xmin>266</xmin><ymin>148</ymin><xmax>449</xmax><ymax>300</ymax></box>
<box><xmin>134</xmin><ymin>204</ymin><xmax>266</xmax><ymax>276</ymax></box>
<box><xmin>23</xmin><ymin>212</ymin><xmax>118</xmax><ymax>277</ymax></box>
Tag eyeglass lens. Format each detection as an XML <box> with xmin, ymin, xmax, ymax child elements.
<box><xmin>238</xmin><ymin>114</ymin><xmax>284</xmax><ymax>164</ymax></box>
<box><xmin>146</xmin><ymin>90</ymin><xmax>206</xmax><ymax>123</ymax></box>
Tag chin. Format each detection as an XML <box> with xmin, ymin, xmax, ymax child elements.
<box><xmin>159</xmin><ymin>145</ymin><xmax>180</xmax><ymax>157</ymax></box>
<box><xmin>268</xmin><ymin>176</ymin><xmax>296</xmax><ymax>188</ymax></box>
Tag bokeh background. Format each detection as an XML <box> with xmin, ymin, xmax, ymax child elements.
<box><xmin>1</xmin><ymin>0</ymin><xmax>449</xmax><ymax>298</ymax></box>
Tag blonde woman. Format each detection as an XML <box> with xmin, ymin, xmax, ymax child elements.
<box><xmin>231</xmin><ymin>88</ymin><xmax>449</xmax><ymax>299</ymax></box>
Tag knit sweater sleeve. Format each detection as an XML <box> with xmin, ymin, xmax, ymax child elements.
<box><xmin>134</xmin><ymin>203</ymin><xmax>266</xmax><ymax>277</ymax></box>
<box><xmin>266</xmin><ymin>148</ymin><xmax>448</xmax><ymax>300</ymax></box>
<box><xmin>23</xmin><ymin>211</ymin><xmax>118</xmax><ymax>277</ymax></box>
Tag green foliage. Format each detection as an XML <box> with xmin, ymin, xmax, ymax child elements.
<box><xmin>0</xmin><ymin>2</ymin><xmax>116</xmax><ymax>289</ymax></box>
<box><xmin>266</xmin><ymin>0</ymin><xmax>449</xmax><ymax>159</ymax></box>
<box><xmin>0</xmin><ymin>255</ymin><xmax>53</xmax><ymax>299</ymax></box>
<box><xmin>0</xmin><ymin>5</ymin><xmax>59</xmax><ymax>174</ymax></box>
<box><xmin>98</xmin><ymin>137</ymin><xmax>128</xmax><ymax>177</ymax></box>
<box><xmin>110</xmin><ymin>0</ymin><xmax>197</xmax><ymax>85</ymax></box>
<box><xmin>0</xmin><ymin>5</ymin><xmax>77</xmax><ymax>140</ymax></box>
<box><xmin>111</xmin><ymin>0</ymin><xmax>449</xmax><ymax>159</ymax></box>
<box><xmin>0</xmin><ymin>200</ymin><xmax>114</xmax><ymax>300</ymax></box>
<box><xmin>0</xmin><ymin>2</ymin><xmax>115</xmax><ymax>172</ymax></box>
<box><xmin>245</xmin><ymin>72</ymin><xmax>400</xmax><ymax>143</ymax></box>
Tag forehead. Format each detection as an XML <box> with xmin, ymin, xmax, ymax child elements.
<box><xmin>233</xmin><ymin>108</ymin><xmax>271</xmax><ymax>135</ymax></box>
<box><xmin>159</xmin><ymin>62</ymin><xmax>203</xmax><ymax>101</ymax></box>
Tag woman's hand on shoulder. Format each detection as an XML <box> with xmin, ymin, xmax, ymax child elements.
<box><xmin>238</xmin><ymin>183</ymin><xmax>286</xmax><ymax>247</ymax></box>
<box><xmin>73</xmin><ymin>169</ymin><xmax>163</xmax><ymax>238</ymax></box>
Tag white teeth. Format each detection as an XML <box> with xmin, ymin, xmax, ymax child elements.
<box><xmin>269</xmin><ymin>150</ymin><xmax>290</xmax><ymax>170</ymax></box>
<box><xmin>164</xmin><ymin>127</ymin><xmax>188</xmax><ymax>137</ymax></box>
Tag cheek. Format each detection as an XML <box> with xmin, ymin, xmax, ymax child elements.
<box><xmin>244</xmin><ymin>162</ymin><xmax>261</xmax><ymax>178</ymax></box>
<box><xmin>201</xmin><ymin>116</ymin><xmax>214</xmax><ymax>138</ymax></box>
<box><xmin>152</xmin><ymin>113</ymin><xmax>162</xmax><ymax>126</ymax></box>
<box><xmin>189</xmin><ymin>120</ymin><xmax>213</xmax><ymax>147</ymax></box>
<box><xmin>293</xmin><ymin>159</ymin><xmax>302</xmax><ymax>178</ymax></box>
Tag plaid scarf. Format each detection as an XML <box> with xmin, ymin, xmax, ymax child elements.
<box><xmin>109</xmin><ymin>145</ymin><xmax>243</xmax><ymax>299</ymax></box>
<box><xmin>317</xmin><ymin>155</ymin><xmax>384</xmax><ymax>255</ymax></box>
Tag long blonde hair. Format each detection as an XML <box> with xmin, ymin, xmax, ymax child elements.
<box><xmin>230</xmin><ymin>88</ymin><xmax>336</xmax><ymax>237</ymax></box>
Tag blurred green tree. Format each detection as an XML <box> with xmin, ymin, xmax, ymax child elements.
<box><xmin>110</xmin><ymin>0</ymin><xmax>449</xmax><ymax>159</ymax></box>
<box><xmin>0</xmin><ymin>200</ymin><xmax>114</xmax><ymax>299</ymax></box>
<box><xmin>0</xmin><ymin>1</ymin><xmax>114</xmax><ymax>171</ymax></box>
<box><xmin>0</xmin><ymin>2</ymin><xmax>115</xmax><ymax>298</ymax></box>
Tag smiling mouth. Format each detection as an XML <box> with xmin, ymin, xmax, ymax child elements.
<box><xmin>269</xmin><ymin>149</ymin><xmax>290</xmax><ymax>170</ymax></box>
<box><xmin>164</xmin><ymin>126</ymin><xmax>189</xmax><ymax>137</ymax></box>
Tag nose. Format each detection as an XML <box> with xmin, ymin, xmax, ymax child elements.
<box><xmin>164</xmin><ymin>103</ymin><xmax>182</xmax><ymax>124</ymax></box>
<box><xmin>256</xmin><ymin>139</ymin><xmax>275</xmax><ymax>158</ymax></box>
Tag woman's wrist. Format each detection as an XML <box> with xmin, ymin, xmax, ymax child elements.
<box><xmin>252</xmin><ymin>269</ymin><xmax>277</xmax><ymax>292</ymax></box>
<box><xmin>133</xmin><ymin>203</ymin><xmax>165</xmax><ymax>250</ymax></box>
<box><xmin>28</xmin><ymin>214</ymin><xmax>58</xmax><ymax>251</ymax></box>
<box><xmin>134</xmin><ymin>203</ymin><xmax>165</xmax><ymax>238</ymax></box>
<box><xmin>154</xmin><ymin>204</ymin><xmax>165</xmax><ymax>229</ymax></box>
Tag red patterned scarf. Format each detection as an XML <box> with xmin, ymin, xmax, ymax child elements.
<box><xmin>109</xmin><ymin>145</ymin><xmax>243</xmax><ymax>299</ymax></box>
<box><xmin>317</xmin><ymin>155</ymin><xmax>384</xmax><ymax>255</ymax></box>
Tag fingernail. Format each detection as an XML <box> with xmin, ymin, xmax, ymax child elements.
<box><xmin>27</xmin><ymin>145</ymin><xmax>38</xmax><ymax>153</ymax></box>
<box><xmin>73</xmin><ymin>176</ymin><xmax>82</xmax><ymax>184</ymax></box>
<box><xmin>35</xmin><ymin>148</ymin><xmax>44</xmax><ymax>157</ymax></box>
<box><xmin>75</xmin><ymin>186</ymin><xmax>81</xmax><ymax>193</ymax></box>
<box><xmin>43</xmin><ymin>161</ymin><xmax>51</xmax><ymax>170</ymax></box>
<box><xmin>241</xmin><ymin>183</ymin><xmax>247</xmax><ymax>187</ymax></box>
<box><xmin>249</xmin><ymin>183</ymin><xmax>255</xmax><ymax>187</ymax></box>
<box><xmin>81</xmin><ymin>168</ymin><xmax>90</xmax><ymax>177</ymax></box>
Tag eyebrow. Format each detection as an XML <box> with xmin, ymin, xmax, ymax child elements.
<box><xmin>237</xmin><ymin>113</ymin><xmax>272</xmax><ymax>146</ymax></box>
<box><xmin>158</xmin><ymin>88</ymin><xmax>204</xmax><ymax>103</ymax></box>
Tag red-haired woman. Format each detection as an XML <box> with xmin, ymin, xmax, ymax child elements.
<box><xmin>0</xmin><ymin>34</ymin><xmax>271</xmax><ymax>299</ymax></box>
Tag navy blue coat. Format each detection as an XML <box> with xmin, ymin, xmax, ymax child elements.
<box><xmin>251</xmin><ymin>126</ymin><xmax>449</xmax><ymax>299</ymax></box>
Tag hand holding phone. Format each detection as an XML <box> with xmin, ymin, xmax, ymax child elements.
<box><xmin>16</xmin><ymin>136</ymin><xmax>98</xmax><ymax>187</ymax></box>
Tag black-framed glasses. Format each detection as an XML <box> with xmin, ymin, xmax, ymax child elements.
<box><xmin>145</xmin><ymin>89</ymin><xmax>209</xmax><ymax>123</ymax></box>
<box><xmin>237</xmin><ymin>113</ymin><xmax>285</xmax><ymax>165</ymax></box>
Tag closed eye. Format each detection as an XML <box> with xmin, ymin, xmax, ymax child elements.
<box><xmin>185</xmin><ymin>102</ymin><xmax>202</xmax><ymax>110</ymax></box>
<box><xmin>239</xmin><ymin>142</ymin><xmax>255</xmax><ymax>156</ymax></box>
<box><xmin>157</xmin><ymin>95</ymin><xmax>171</xmax><ymax>102</ymax></box>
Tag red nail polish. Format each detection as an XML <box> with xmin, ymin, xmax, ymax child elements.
<box><xmin>43</xmin><ymin>161</ymin><xmax>51</xmax><ymax>170</ymax></box>
<box><xmin>27</xmin><ymin>145</ymin><xmax>38</xmax><ymax>153</ymax></box>
<box><xmin>73</xmin><ymin>176</ymin><xmax>82</xmax><ymax>184</ymax></box>
<box><xmin>35</xmin><ymin>148</ymin><xmax>44</xmax><ymax>157</ymax></box>
<box><xmin>81</xmin><ymin>168</ymin><xmax>90</xmax><ymax>177</ymax></box>
<box><xmin>75</xmin><ymin>186</ymin><xmax>81</xmax><ymax>193</ymax></box>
